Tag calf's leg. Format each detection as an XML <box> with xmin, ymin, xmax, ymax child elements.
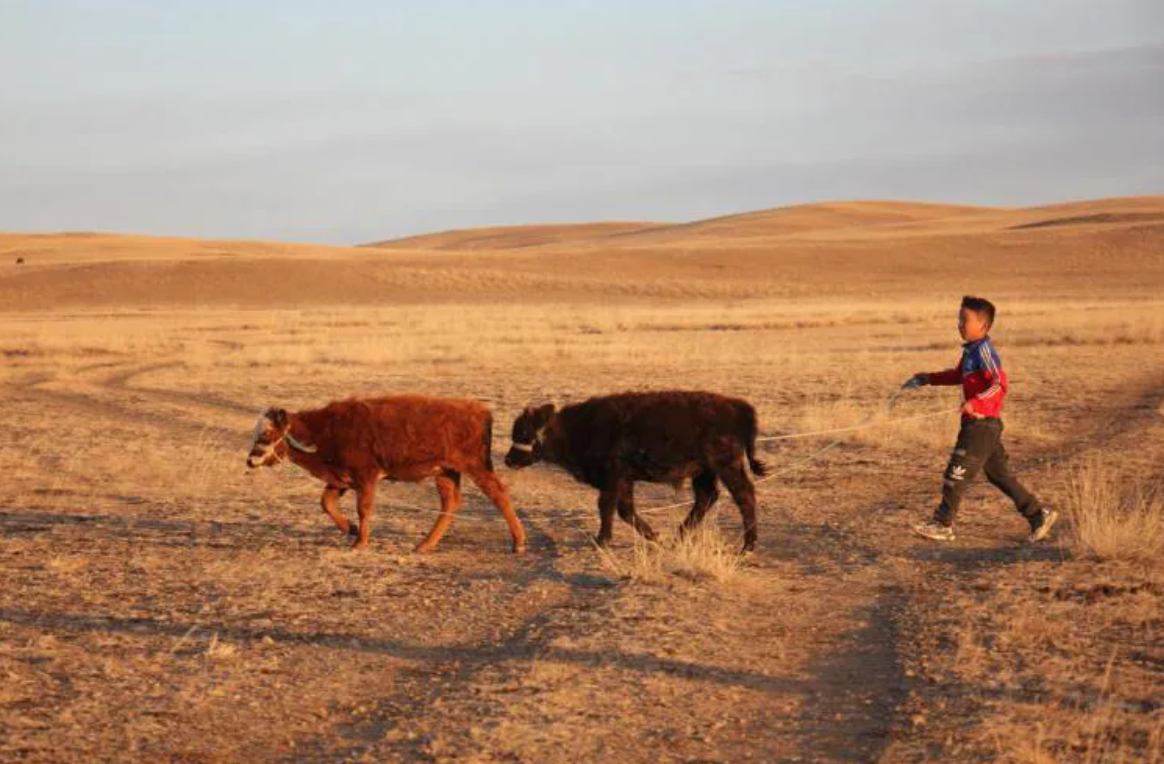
<box><xmin>467</xmin><ymin>468</ymin><xmax>527</xmax><ymax>553</ymax></box>
<box><xmin>415</xmin><ymin>470</ymin><xmax>462</xmax><ymax>554</ymax></box>
<box><xmin>679</xmin><ymin>470</ymin><xmax>720</xmax><ymax>537</ymax></box>
<box><xmin>615</xmin><ymin>480</ymin><xmax>657</xmax><ymax>541</ymax></box>
<box><xmin>595</xmin><ymin>484</ymin><xmax>619</xmax><ymax>548</ymax></box>
<box><xmin>321</xmin><ymin>485</ymin><xmax>356</xmax><ymax>537</ymax></box>
<box><xmin>719</xmin><ymin>463</ymin><xmax>759</xmax><ymax>553</ymax></box>
<box><xmin>352</xmin><ymin>478</ymin><xmax>378</xmax><ymax>551</ymax></box>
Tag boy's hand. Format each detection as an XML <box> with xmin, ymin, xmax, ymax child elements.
<box><xmin>902</xmin><ymin>373</ymin><xmax>927</xmax><ymax>389</ymax></box>
<box><xmin>962</xmin><ymin>400</ymin><xmax>984</xmax><ymax>418</ymax></box>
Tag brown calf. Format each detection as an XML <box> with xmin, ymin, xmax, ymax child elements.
<box><xmin>247</xmin><ymin>396</ymin><xmax>526</xmax><ymax>553</ymax></box>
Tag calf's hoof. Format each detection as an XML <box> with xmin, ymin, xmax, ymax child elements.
<box><xmin>511</xmin><ymin>541</ymin><xmax>527</xmax><ymax>554</ymax></box>
<box><xmin>413</xmin><ymin>541</ymin><xmax>437</xmax><ymax>554</ymax></box>
<box><xmin>591</xmin><ymin>534</ymin><xmax>612</xmax><ymax>549</ymax></box>
<box><xmin>350</xmin><ymin>539</ymin><xmax>370</xmax><ymax>552</ymax></box>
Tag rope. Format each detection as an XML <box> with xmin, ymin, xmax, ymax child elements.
<box><xmin>632</xmin><ymin>439</ymin><xmax>850</xmax><ymax>516</ymax></box>
<box><xmin>755</xmin><ymin>404</ymin><xmax>958</xmax><ymax>442</ymax></box>
<box><xmin>636</xmin><ymin>389</ymin><xmax>957</xmax><ymax>515</ymax></box>
<box><xmin>383</xmin><ymin>388</ymin><xmax>959</xmax><ymax>523</ymax></box>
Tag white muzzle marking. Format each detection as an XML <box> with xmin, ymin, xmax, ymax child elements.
<box><xmin>248</xmin><ymin>412</ymin><xmax>283</xmax><ymax>466</ymax></box>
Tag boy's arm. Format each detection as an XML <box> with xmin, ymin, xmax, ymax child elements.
<box><xmin>915</xmin><ymin>361</ymin><xmax>962</xmax><ymax>386</ymax></box>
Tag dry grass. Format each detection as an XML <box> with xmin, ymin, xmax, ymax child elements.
<box><xmin>1064</xmin><ymin>458</ymin><xmax>1164</xmax><ymax>566</ymax></box>
<box><xmin>3</xmin><ymin>300</ymin><xmax>1161</xmax><ymax>386</ymax></box>
<box><xmin>924</xmin><ymin>570</ymin><xmax>1164</xmax><ymax>764</ymax></box>
<box><xmin>203</xmin><ymin>633</ymin><xmax>240</xmax><ymax>660</ymax></box>
<box><xmin>792</xmin><ymin>393</ymin><xmax>962</xmax><ymax>450</ymax></box>
<box><xmin>1011</xmin><ymin>308</ymin><xmax>1164</xmax><ymax>348</ymax></box>
<box><xmin>990</xmin><ymin>653</ymin><xmax>1164</xmax><ymax>764</ymax></box>
<box><xmin>595</xmin><ymin>525</ymin><xmax>747</xmax><ymax>585</ymax></box>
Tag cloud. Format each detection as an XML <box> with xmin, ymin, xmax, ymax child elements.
<box><xmin>0</xmin><ymin>43</ymin><xmax>1160</xmax><ymax>243</ymax></box>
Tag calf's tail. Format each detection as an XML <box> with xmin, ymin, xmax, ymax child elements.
<box><xmin>483</xmin><ymin>412</ymin><xmax>496</xmax><ymax>472</ymax></box>
<box><xmin>742</xmin><ymin>404</ymin><xmax>768</xmax><ymax>478</ymax></box>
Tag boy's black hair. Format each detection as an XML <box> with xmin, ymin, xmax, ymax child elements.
<box><xmin>961</xmin><ymin>295</ymin><xmax>996</xmax><ymax>328</ymax></box>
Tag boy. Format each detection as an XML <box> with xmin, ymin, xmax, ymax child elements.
<box><xmin>906</xmin><ymin>296</ymin><xmax>1057</xmax><ymax>543</ymax></box>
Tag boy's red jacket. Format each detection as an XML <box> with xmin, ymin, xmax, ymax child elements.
<box><xmin>927</xmin><ymin>336</ymin><xmax>1007</xmax><ymax>420</ymax></box>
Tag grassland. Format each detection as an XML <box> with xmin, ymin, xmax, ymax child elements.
<box><xmin>1</xmin><ymin>197</ymin><xmax>1161</xmax><ymax>762</ymax></box>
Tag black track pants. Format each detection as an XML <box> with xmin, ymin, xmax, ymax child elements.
<box><xmin>933</xmin><ymin>418</ymin><xmax>1041</xmax><ymax>528</ymax></box>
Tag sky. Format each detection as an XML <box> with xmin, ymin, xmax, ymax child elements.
<box><xmin>1</xmin><ymin>0</ymin><xmax>1162</xmax><ymax>244</ymax></box>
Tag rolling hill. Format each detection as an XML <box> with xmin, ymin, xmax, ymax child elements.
<box><xmin>1</xmin><ymin>196</ymin><xmax>1161</xmax><ymax>310</ymax></box>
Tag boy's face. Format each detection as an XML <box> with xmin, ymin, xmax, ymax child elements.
<box><xmin>958</xmin><ymin>307</ymin><xmax>990</xmax><ymax>342</ymax></box>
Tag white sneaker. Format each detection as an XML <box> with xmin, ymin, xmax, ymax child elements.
<box><xmin>912</xmin><ymin>521</ymin><xmax>956</xmax><ymax>541</ymax></box>
<box><xmin>1026</xmin><ymin>509</ymin><xmax>1058</xmax><ymax>543</ymax></box>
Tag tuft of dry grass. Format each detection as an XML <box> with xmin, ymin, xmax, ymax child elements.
<box><xmin>596</xmin><ymin>525</ymin><xmax>746</xmax><ymax>585</ymax></box>
<box><xmin>204</xmin><ymin>633</ymin><xmax>239</xmax><ymax>660</ymax></box>
<box><xmin>1064</xmin><ymin>458</ymin><xmax>1164</xmax><ymax>566</ymax></box>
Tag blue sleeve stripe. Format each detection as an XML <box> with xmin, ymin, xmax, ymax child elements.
<box><xmin>974</xmin><ymin>345</ymin><xmax>1003</xmax><ymax>399</ymax></box>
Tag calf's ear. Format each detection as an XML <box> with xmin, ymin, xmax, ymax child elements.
<box><xmin>272</xmin><ymin>408</ymin><xmax>288</xmax><ymax>429</ymax></box>
<box><xmin>535</xmin><ymin>403</ymin><xmax>556</xmax><ymax>425</ymax></box>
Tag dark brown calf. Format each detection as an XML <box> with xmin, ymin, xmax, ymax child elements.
<box><xmin>247</xmin><ymin>396</ymin><xmax>526</xmax><ymax>553</ymax></box>
<box><xmin>505</xmin><ymin>390</ymin><xmax>767</xmax><ymax>552</ymax></box>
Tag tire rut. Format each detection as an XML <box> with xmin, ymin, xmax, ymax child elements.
<box><xmin>285</xmin><ymin>511</ymin><xmax>611</xmax><ymax>762</ymax></box>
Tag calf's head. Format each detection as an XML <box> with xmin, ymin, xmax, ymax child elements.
<box><xmin>246</xmin><ymin>407</ymin><xmax>319</xmax><ymax>468</ymax></box>
<box><xmin>505</xmin><ymin>404</ymin><xmax>556</xmax><ymax>469</ymax></box>
<box><xmin>247</xmin><ymin>408</ymin><xmax>291</xmax><ymax>468</ymax></box>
